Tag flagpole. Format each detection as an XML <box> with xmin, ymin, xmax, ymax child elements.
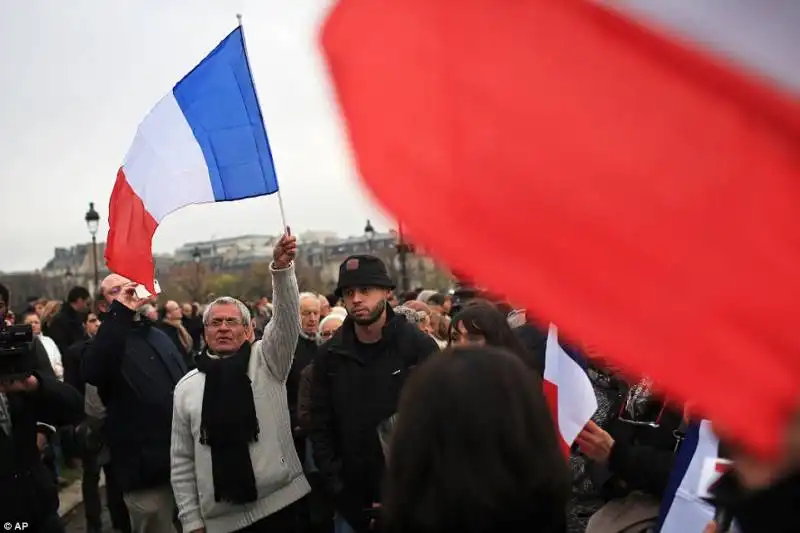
<box><xmin>237</xmin><ymin>13</ymin><xmax>290</xmax><ymax>235</ymax></box>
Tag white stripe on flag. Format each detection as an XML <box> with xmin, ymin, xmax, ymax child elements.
<box><xmin>544</xmin><ymin>325</ymin><xmax>598</xmax><ymax>446</ymax></box>
<box><xmin>599</xmin><ymin>0</ymin><xmax>800</xmax><ymax>95</ymax></box>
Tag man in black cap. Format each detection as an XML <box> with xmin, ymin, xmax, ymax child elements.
<box><xmin>310</xmin><ymin>255</ymin><xmax>439</xmax><ymax>533</ymax></box>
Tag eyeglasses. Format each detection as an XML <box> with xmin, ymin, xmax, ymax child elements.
<box><xmin>208</xmin><ymin>317</ymin><xmax>244</xmax><ymax>328</ymax></box>
<box><xmin>617</xmin><ymin>380</ymin><xmax>667</xmax><ymax>428</ymax></box>
<box><xmin>320</xmin><ymin>330</ymin><xmax>334</xmax><ymax>339</ymax></box>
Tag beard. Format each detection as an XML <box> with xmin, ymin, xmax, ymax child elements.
<box><xmin>350</xmin><ymin>299</ymin><xmax>387</xmax><ymax>326</ymax></box>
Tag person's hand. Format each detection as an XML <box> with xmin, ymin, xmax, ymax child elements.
<box><xmin>576</xmin><ymin>420</ymin><xmax>615</xmax><ymax>464</ymax></box>
<box><xmin>272</xmin><ymin>230</ymin><xmax>297</xmax><ymax>270</ymax></box>
<box><xmin>0</xmin><ymin>374</ymin><xmax>40</xmax><ymax>394</ymax></box>
<box><xmin>116</xmin><ymin>283</ymin><xmax>147</xmax><ymax>311</ymax></box>
<box><xmin>369</xmin><ymin>502</ymin><xmax>382</xmax><ymax>531</ymax></box>
<box><xmin>190</xmin><ymin>529</ymin><xmax>205</xmax><ymax>533</ymax></box>
<box><xmin>703</xmin><ymin>521</ymin><xmax>718</xmax><ymax>533</ymax></box>
<box><xmin>719</xmin><ymin>406</ymin><xmax>800</xmax><ymax>490</ymax></box>
<box><xmin>36</xmin><ymin>432</ymin><xmax>48</xmax><ymax>454</ymax></box>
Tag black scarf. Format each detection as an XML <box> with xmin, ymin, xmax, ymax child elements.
<box><xmin>195</xmin><ymin>343</ymin><xmax>259</xmax><ymax>504</ymax></box>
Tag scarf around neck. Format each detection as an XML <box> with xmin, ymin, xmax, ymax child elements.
<box><xmin>195</xmin><ymin>342</ymin><xmax>259</xmax><ymax>504</ymax></box>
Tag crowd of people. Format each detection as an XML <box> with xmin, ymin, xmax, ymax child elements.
<box><xmin>0</xmin><ymin>234</ymin><xmax>797</xmax><ymax>533</ymax></box>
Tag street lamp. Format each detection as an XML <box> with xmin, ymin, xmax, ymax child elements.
<box><xmin>192</xmin><ymin>247</ymin><xmax>202</xmax><ymax>300</ymax></box>
<box><xmin>395</xmin><ymin>224</ymin><xmax>411</xmax><ymax>293</ymax></box>
<box><xmin>84</xmin><ymin>202</ymin><xmax>100</xmax><ymax>293</ymax></box>
<box><xmin>364</xmin><ymin>219</ymin><xmax>376</xmax><ymax>252</ymax></box>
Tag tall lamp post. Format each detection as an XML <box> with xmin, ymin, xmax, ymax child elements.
<box><xmin>84</xmin><ymin>202</ymin><xmax>100</xmax><ymax>293</ymax></box>
<box><xmin>395</xmin><ymin>224</ymin><xmax>411</xmax><ymax>293</ymax></box>
<box><xmin>364</xmin><ymin>219</ymin><xmax>376</xmax><ymax>252</ymax></box>
<box><xmin>192</xmin><ymin>246</ymin><xmax>202</xmax><ymax>301</ymax></box>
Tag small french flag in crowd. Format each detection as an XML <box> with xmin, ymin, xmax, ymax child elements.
<box><xmin>106</xmin><ymin>22</ymin><xmax>280</xmax><ymax>292</ymax></box>
<box><xmin>659</xmin><ymin>420</ymin><xmax>738</xmax><ymax>533</ymax></box>
<box><xmin>542</xmin><ymin>325</ymin><xmax>597</xmax><ymax>455</ymax></box>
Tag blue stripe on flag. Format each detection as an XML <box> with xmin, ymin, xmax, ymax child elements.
<box><xmin>657</xmin><ymin>421</ymin><xmax>700</xmax><ymax>529</ymax></box>
<box><xmin>173</xmin><ymin>26</ymin><xmax>279</xmax><ymax>201</ymax></box>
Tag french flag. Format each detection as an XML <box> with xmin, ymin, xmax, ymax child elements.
<box><xmin>659</xmin><ymin>420</ymin><xmax>737</xmax><ymax>533</ymax></box>
<box><xmin>106</xmin><ymin>24</ymin><xmax>279</xmax><ymax>292</ymax></box>
<box><xmin>320</xmin><ymin>0</ymin><xmax>800</xmax><ymax>456</ymax></box>
<box><xmin>543</xmin><ymin>325</ymin><xmax>598</xmax><ymax>455</ymax></box>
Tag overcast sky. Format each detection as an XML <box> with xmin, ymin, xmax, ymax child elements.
<box><xmin>0</xmin><ymin>0</ymin><xmax>391</xmax><ymax>273</ymax></box>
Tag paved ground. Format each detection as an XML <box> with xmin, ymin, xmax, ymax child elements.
<box><xmin>62</xmin><ymin>494</ymin><xmax>113</xmax><ymax>533</ymax></box>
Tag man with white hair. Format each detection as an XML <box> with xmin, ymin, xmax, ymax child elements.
<box><xmin>171</xmin><ymin>233</ymin><xmax>310</xmax><ymax>533</ymax></box>
<box><xmin>289</xmin><ymin>292</ymin><xmax>321</xmax><ymax>438</ymax></box>
<box><xmin>84</xmin><ymin>273</ymin><xmax>189</xmax><ymax>533</ymax></box>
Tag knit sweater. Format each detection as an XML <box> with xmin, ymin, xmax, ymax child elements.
<box><xmin>171</xmin><ymin>263</ymin><xmax>310</xmax><ymax>533</ymax></box>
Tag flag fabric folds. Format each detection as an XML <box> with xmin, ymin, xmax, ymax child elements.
<box><xmin>659</xmin><ymin>420</ymin><xmax>732</xmax><ymax>533</ymax></box>
<box><xmin>542</xmin><ymin>325</ymin><xmax>598</xmax><ymax>455</ymax></box>
<box><xmin>320</xmin><ymin>0</ymin><xmax>800</xmax><ymax>455</ymax></box>
<box><xmin>106</xmin><ymin>26</ymin><xmax>279</xmax><ymax>292</ymax></box>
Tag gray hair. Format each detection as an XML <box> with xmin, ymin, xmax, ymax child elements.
<box><xmin>138</xmin><ymin>303</ymin><xmax>157</xmax><ymax>319</ymax></box>
<box><xmin>394</xmin><ymin>305</ymin><xmax>427</xmax><ymax>325</ymax></box>
<box><xmin>299</xmin><ymin>292</ymin><xmax>319</xmax><ymax>305</ymax></box>
<box><xmin>202</xmin><ymin>296</ymin><xmax>251</xmax><ymax>325</ymax></box>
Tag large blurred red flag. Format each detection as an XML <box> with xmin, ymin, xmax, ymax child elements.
<box><xmin>321</xmin><ymin>0</ymin><xmax>800</xmax><ymax>455</ymax></box>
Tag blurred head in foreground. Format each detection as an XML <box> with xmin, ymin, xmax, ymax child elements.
<box><xmin>382</xmin><ymin>345</ymin><xmax>569</xmax><ymax>533</ymax></box>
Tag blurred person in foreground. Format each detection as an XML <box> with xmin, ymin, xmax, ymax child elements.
<box><xmin>704</xmin><ymin>409</ymin><xmax>800</xmax><ymax>533</ymax></box>
<box><xmin>171</xmin><ymin>233</ymin><xmax>311</xmax><ymax>533</ymax></box>
<box><xmin>382</xmin><ymin>345</ymin><xmax>569</xmax><ymax>533</ymax></box>
<box><xmin>0</xmin><ymin>283</ymin><xmax>84</xmax><ymax>531</ymax></box>
<box><xmin>311</xmin><ymin>255</ymin><xmax>439</xmax><ymax>533</ymax></box>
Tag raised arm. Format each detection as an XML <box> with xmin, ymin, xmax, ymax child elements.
<box><xmin>83</xmin><ymin>301</ymin><xmax>133</xmax><ymax>389</ymax></box>
<box><xmin>260</xmin><ymin>233</ymin><xmax>300</xmax><ymax>381</ymax></box>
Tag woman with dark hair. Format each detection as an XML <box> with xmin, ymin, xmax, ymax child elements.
<box><xmin>382</xmin><ymin>346</ymin><xmax>570</xmax><ymax>533</ymax></box>
<box><xmin>449</xmin><ymin>301</ymin><xmax>543</xmax><ymax>375</ymax></box>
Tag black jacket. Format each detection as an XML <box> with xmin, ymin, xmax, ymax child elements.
<box><xmin>82</xmin><ymin>301</ymin><xmax>187</xmax><ymax>492</ymax></box>
<box><xmin>288</xmin><ymin>334</ymin><xmax>319</xmax><ymax>431</ymax></box>
<box><xmin>310</xmin><ymin>308</ymin><xmax>439</xmax><ymax>532</ymax></box>
<box><xmin>595</xmin><ymin>404</ymin><xmax>683</xmax><ymax>501</ymax></box>
<box><xmin>47</xmin><ymin>304</ymin><xmax>86</xmax><ymax>354</ymax></box>
<box><xmin>0</xmin><ymin>338</ymin><xmax>83</xmax><ymax>525</ymax></box>
<box><xmin>154</xmin><ymin>321</ymin><xmax>194</xmax><ymax>371</ymax></box>
<box><xmin>63</xmin><ymin>337</ymin><xmax>90</xmax><ymax>395</ymax></box>
<box><xmin>181</xmin><ymin>315</ymin><xmax>204</xmax><ymax>352</ymax></box>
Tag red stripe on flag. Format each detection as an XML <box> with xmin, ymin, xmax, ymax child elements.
<box><xmin>542</xmin><ymin>378</ymin><xmax>571</xmax><ymax>458</ymax></box>
<box><xmin>105</xmin><ymin>168</ymin><xmax>159</xmax><ymax>292</ymax></box>
<box><xmin>321</xmin><ymin>0</ymin><xmax>800</xmax><ymax>455</ymax></box>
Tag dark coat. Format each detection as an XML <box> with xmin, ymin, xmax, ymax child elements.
<box><xmin>310</xmin><ymin>307</ymin><xmax>439</xmax><ymax>531</ymax></box>
<box><xmin>46</xmin><ymin>304</ymin><xmax>86</xmax><ymax>354</ymax></box>
<box><xmin>288</xmin><ymin>335</ymin><xmax>319</xmax><ymax>431</ymax></box>
<box><xmin>155</xmin><ymin>321</ymin><xmax>195</xmax><ymax>371</ymax></box>
<box><xmin>63</xmin><ymin>337</ymin><xmax>90</xmax><ymax>394</ymax></box>
<box><xmin>594</xmin><ymin>403</ymin><xmax>683</xmax><ymax>501</ymax></box>
<box><xmin>0</xmin><ymin>338</ymin><xmax>84</xmax><ymax>525</ymax></box>
<box><xmin>297</xmin><ymin>362</ymin><xmax>315</xmax><ymax>434</ymax></box>
<box><xmin>82</xmin><ymin>301</ymin><xmax>187</xmax><ymax>492</ymax></box>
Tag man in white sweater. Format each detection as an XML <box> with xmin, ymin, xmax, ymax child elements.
<box><xmin>171</xmin><ymin>233</ymin><xmax>310</xmax><ymax>533</ymax></box>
